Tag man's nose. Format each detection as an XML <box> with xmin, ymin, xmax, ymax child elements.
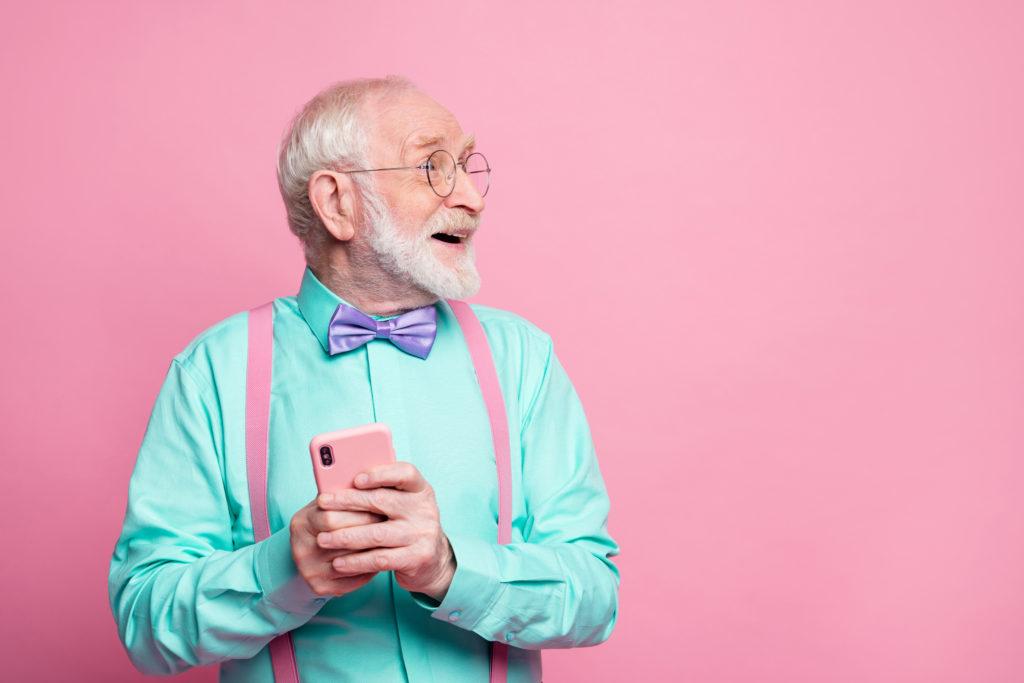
<box><xmin>444</xmin><ymin>165</ymin><xmax>485</xmax><ymax>214</ymax></box>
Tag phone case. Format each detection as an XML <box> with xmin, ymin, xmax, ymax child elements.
<box><xmin>308</xmin><ymin>422</ymin><xmax>396</xmax><ymax>495</ymax></box>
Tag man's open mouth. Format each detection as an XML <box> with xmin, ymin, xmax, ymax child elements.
<box><xmin>431</xmin><ymin>233</ymin><xmax>463</xmax><ymax>244</ymax></box>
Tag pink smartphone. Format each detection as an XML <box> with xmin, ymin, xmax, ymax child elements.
<box><xmin>308</xmin><ymin>422</ymin><xmax>396</xmax><ymax>495</ymax></box>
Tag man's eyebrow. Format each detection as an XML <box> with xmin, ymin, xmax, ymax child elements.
<box><xmin>406</xmin><ymin>133</ymin><xmax>476</xmax><ymax>156</ymax></box>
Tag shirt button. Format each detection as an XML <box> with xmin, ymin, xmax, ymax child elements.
<box><xmin>447</xmin><ymin>610</ymin><xmax>462</xmax><ymax>622</ymax></box>
<box><xmin>505</xmin><ymin>632</ymin><xmax>516</xmax><ymax>642</ymax></box>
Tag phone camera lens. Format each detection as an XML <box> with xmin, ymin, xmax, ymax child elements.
<box><xmin>319</xmin><ymin>445</ymin><xmax>334</xmax><ymax>467</ymax></box>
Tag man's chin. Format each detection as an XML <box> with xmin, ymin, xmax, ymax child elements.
<box><xmin>368</xmin><ymin>232</ymin><xmax>480</xmax><ymax>300</ymax></box>
<box><xmin>417</xmin><ymin>239</ymin><xmax>479</xmax><ymax>298</ymax></box>
<box><xmin>452</xmin><ymin>274</ymin><xmax>481</xmax><ymax>300</ymax></box>
<box><xmin>429</xmin><ymin>270</ymin><xmax>481</xmax><ymax>301</ymax></box>
<box><xmin>421</xmin><ymin>260</ymin><xmax>481</xmax><ymax>301</ymax></box>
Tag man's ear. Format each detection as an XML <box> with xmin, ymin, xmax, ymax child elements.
<box><xmin>308</xmin><ymin>169</ymin><xmax>358</xmax><ymax>242</ymax></box>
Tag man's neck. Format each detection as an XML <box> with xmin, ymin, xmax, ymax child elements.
<box><xmin>310</xmin><ymin>258</ymin><xmax>438</xmax><ymax>318</ymax></box>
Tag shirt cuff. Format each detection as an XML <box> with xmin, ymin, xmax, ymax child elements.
<box><xmin>411</xmin><ymin>533</ymin><xmax>502</xmax><ymax>630</ymax></box>
<box><xmin>254</xmin><ymin>524</ymin><xmax>328</xmax><ymax>615</ymax></box>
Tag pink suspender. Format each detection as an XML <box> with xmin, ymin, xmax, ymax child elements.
<box><xmin>245</xmin><ymin>301</ymin><xmax>301</xmax><ymax>683</ymax></box>
<box><xmin>245</xmin><ymin>299</ymin><xmax>511</xmax><ymax>683</ymax></box>
<box><xmin>448</xmin><ymin>299</ymin><xmax>512</xmax><ymax>683</ymax></box>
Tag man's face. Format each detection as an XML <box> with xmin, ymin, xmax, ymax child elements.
<box><xmin>356</xmin><ymin>89</ymin><xmax>486</xmax><ymax>301</ymax></box>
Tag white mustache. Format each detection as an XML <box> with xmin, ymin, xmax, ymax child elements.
<box><xmin>424</xmin><ymin>211</ymin><xmax>480</xmax><ymax>236</ymax></box>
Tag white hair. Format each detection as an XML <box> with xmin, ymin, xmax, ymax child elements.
<box><xmin>275</xmin><ymin>75</ymin><xmax>418</xmax><ymax>259</ymax></box>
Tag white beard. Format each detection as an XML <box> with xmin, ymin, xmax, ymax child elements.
<box><xmin>360</xmin><ymin>184</ymin><xmax>482</xmax><ymax>301</ymax></box>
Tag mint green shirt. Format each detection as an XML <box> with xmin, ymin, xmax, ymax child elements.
<box><xmin>108</xmin><ymin>266</ymin><xmax>620</xmax><ymax>682</ymax></box>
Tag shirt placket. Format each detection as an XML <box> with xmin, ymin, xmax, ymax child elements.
<box><xmin>364</xmin><ymin>336</ymin><xmax>430</xmax><ymax>682</ymax></box>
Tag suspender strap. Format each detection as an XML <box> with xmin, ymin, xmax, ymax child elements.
<box><xmin>447</xmin><ymin>299</ymin><xmax>512</xmax><ymax>683</ymax></box>
<box><xmin>245</xmin><ymin>301</ymin><xmax>300</xmax><ymax>683</ymax></box>
<box><xmin>245</xmin><ymin>299</ymin><xmax>511</xmax><ymax>683</ymax></box>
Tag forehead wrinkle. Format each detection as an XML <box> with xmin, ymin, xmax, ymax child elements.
<box><xmin>398</xmin><ymin>131</ymin><xmax>442</xmax><ymax>163</ymax></box>
<box><xmin>400</xmin><ymin>131</ymin><xmax>476</xmax><ymax>162</ymax></box>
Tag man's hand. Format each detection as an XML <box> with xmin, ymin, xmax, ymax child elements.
<box><xmin>315</xmin><ymin>461</ymin><xmax>457</xmax><ymax>601</ymax></box>
<box><xmin>289</xmin><ymin>498</ymin><xmax>388</xmax><ymax>597</ymax></box>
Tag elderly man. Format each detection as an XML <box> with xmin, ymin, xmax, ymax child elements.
<box><xmin>108</xmin><ymin>75</ymin><xmax>620</xmax><ymax>682</ymax></box>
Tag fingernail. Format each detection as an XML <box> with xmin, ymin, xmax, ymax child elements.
<box><xmin>355</xmin><ymin>474</ymin><xmax>368</xmax><ymax>486</ymax></box>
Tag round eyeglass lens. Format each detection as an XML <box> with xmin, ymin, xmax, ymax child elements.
<box><xmin>426</xmin><ymin>149</ymin><xmax>456</xmax><ymax>197</ymax></box>
<box><xmin>463</xmin><ymin>152</ymin><xmax>490</xmax><ymax>197</ymax></box>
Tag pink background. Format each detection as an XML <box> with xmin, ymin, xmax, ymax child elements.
<box><xmin>2</xmin><ymin>2</ymin><xmax>1022</xmax><ymax>681</ymax></box>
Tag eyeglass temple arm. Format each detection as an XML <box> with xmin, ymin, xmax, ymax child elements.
<box><xmin>338</xmin><ymin>165</ymin><xmax>422</xmax><ymax>174</ymax></box>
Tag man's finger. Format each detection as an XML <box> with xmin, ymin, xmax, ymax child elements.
<box><xmin>317</xmin><ymin>488</ymin><xmax>399</xmax><ymax>516</ymax></box>
<box><xmin>310</xmin><ymin>509</ymin><xmax>385</xmax><ymax>533</ymax></box>
<box><xmin>331</xmin><ymin>547</ymin><xmax>412</xmax><ymax>575</ymax></box>
<box><xmin>317</xmin><ymin>520</ymin><xmax>408</xmax><ymax>551</ymax></box>
<box><xmin>321</xmin><ymin>570</ymin><xmax>378</xmax><ymax>589</ymax></box>
<box><xmin>353</xmin><ymin>461</ymin><xmax>426</xmax><ymax>492</ymax></box>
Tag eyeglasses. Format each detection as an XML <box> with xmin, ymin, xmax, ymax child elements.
<box><xmin>337</xmin><ymin>150</ymin><xmax>490</xmax><ymax>199</ymax></box>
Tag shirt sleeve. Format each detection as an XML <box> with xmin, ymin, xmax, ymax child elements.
<box><xmin>409</xmin><ymin>333</ymin><xmax>621</xmax><ymax>649</ymax></box>
<box><xmin>107</xmin><ymin>358</ymin><xmax>326</xmax><ymax>675</ymax></box>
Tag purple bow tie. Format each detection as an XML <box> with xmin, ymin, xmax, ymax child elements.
<box><xmin>327</xmin><ymin>302</ymin><xmax>438</xmax><ymax>359</ymax></box>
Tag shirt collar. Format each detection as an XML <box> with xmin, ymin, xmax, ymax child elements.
<box><xmin>296</xmin><ymin>265</ymin><xmax>438</xmax><ymax>354</ymax></box>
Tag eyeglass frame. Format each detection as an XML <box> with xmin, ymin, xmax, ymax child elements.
<box><xmin>334</xmin><ymin>149</ymin><xmax>491</xmax><ymax>198</ymax></box>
